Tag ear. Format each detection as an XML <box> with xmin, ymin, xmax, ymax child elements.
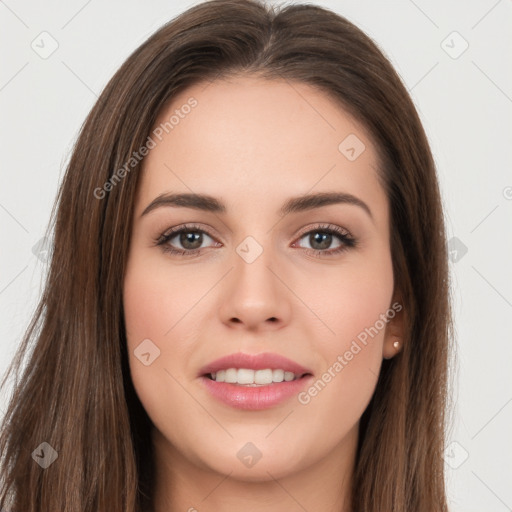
<box><xmin>382</xmin><ymin>293</ymin><xmax>405</xmax><ymax>360</ymax></box>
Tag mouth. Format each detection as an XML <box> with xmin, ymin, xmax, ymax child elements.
<box><xmin>198</xmin><ymin>351</ymin><xmax>313</xmax><ymax>380</ymax></box>
<box><xmin>197</xmin><ymin>352</ymin><xmax>314</xmax><ymax>409</ymax></box>
<box><xmin>203</xmin><ymin>368</ymin><xmax>313</xmax><ymax>386</ymax></box>
<box><xmin>199</xmin><ymin>370</ymin><xmax>315</xmax><ymax>410</ymax></box>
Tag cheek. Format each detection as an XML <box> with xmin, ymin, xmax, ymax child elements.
<box><xmin>300</xmin><ymin>245</ymin><xmax>394</xmax><ymax>352</ymax></box>
<box><xmin>295</xmin><ymin>250</ymin><xmax>393</xmax><ymax>418</ymax></box>
<box><xmin>123</xmin><ymin>270</ymin><xmax>167</xmax><ymax>343</ymax></box>
<box><xmin>122</xmin><ymin>251</ymin><xmax>191</xmax><ymax>411</ymax></box>
<box><xmin>123</xmin><ymin>247</ymin><xmax>200</xmax><ymax>346</ymax></box>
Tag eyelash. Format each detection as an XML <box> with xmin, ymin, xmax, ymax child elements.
<box><xmin>154</xmin><ymin>223</ymin><xmax>357</xmax><ymax>258</ymax></box>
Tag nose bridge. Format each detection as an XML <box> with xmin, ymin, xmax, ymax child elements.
<box><xmin>218</xmin><ymin>230</ymin><xmax>290</xmax><ymax>327</ymax></box>
<box><xmin>233</xmin><ymin>232</ymin><xmax>279</xmax><ymax>300</ymax></box>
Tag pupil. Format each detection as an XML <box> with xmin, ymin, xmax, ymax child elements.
<box><xmin>181</xmin><ymin>231</ymin><xmax>202</xmax><ymax>249</ymax></box>
<box><xmin>311</xmin><ymin>232</ymin><xmax>331</xmax><ymax>250</ymax></box>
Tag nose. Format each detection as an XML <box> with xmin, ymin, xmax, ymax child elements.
<box><xmin>218</xmin><ymin>243</ymin><xmax>292</xmax><ymax>331</ymax></box>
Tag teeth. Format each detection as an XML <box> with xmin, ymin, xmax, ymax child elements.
<box><xmin>209</xmin><ymin>368</ymin><xmax>302</xmax><ymax>385</ymax></box>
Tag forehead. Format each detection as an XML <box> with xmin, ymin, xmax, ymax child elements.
<box><xmin>137</xmin><ymin>75</ymin><xmax>387</xmax><ymax>227</ymax></box>
<box><xmin>153</xmin><ymin>74</ymin><xmax>371</xmax><ymax>157</ymax></box>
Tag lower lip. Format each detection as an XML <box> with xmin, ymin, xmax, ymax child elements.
<box><xmin>199</xmin><ymin>375</ymin><xmax>314</xmax><ymax>410</ymax></box>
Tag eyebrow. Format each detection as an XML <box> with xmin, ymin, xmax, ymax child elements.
<box><xmin>140</xmin><ymin>191</ymin><xmax>374</xmax><ymax>222</ymax></box>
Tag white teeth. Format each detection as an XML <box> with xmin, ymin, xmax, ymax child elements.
<box><xmin>225</xmin><ymin>368</ymin><xmax>237</xmax><ymax>383</ymax></box>
<box><xmin>237</xmin><ymin>368</ymin><xmax>255</xmax><ymax>385</ymax></box>
<box><xmin>209</xmin><ymin>368</ymin><xmax>303</xmax><ymax>385</ymax></box>
<box><xmin>272</xmin><ymin>369</ymin><xmax>284</xmax><ymax>382</ymax></box>
<box><xmin>254</xmin><ymin>369</ymin><xmax>272</xmax><ymax>384</ymax></box>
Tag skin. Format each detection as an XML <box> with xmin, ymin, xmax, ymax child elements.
<box><xmin>123</xmin><ymin>74</ymin><xmax>403</xmax><ymax>512</ymax></box>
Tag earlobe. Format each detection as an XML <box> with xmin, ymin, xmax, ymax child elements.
<box><xmin>383</xmin><ymin>296</ymin><xmax>405</xmax><ymax>359</ymax></box>
<box><xmin>383</xmin><ymin>338</ymin><xmax>402</xmax><ymax>360</ymax></box>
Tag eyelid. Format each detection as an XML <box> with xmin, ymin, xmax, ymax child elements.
<box><xmin>294</xmin><ymin>223</ymin><xmax>353</xmax><ymax>240</ymax></box>
<box><xmin>158</xmin><ymin>222</ymin><xmax>353</xmax><ymax>242</ymax></box>
<box><xmin>157</xmin><ymin>222</ymin><xmax>220</xmax><ymax>242</ymax></box>
<box><xmin>155</xmin><ymin>222</ymin><xmax>357</xmax><ymax>256</ymax></box>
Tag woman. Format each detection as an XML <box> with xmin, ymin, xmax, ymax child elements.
<box><xmin>0</xmin><ymin>0</ymin><xmax>454</xmax><ymax>510</ymax></box>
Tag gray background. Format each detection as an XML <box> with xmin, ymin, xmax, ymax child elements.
<box><xmin>1</xmin><ymin>0</ymin><xmax>511</xmax><ymax>510</ymax></box>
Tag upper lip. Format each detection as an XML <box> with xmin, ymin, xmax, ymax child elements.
<box><xmin>198</xmin><ymin>352</ymin><xmax>313</xmax><ymax>377</ymax></box>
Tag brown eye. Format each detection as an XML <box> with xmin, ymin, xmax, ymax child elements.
<box><xmin>303</xmin><ymin>231</ymin><xmax>338</xmax><ymax>251</ymax></box>
<box><xmin>294</xmin><ymin>224</ymin><xmax>356</xmax><ymax>257</ymax></box>
<box><xmin>176</xmin><ymin>231</ymin><xmax>204</xmax><ymax>250</ymax></box>
<box><xmin>156</xmin><ymin>224</ymin><xmax>218</xmax><ymax>256</ymax></box>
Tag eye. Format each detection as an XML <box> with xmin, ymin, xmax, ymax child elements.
<box><xmin>154</xmin><ymin>223</ymin><xmax>357</xmax><ymax>258</ymax></box>
<box><xmin>293</xmin><ymin>224</ymin><xmax>357</xmax><ymax>257</ymax></box>
<box><xmin>155</xmin><ymin>223</ymin><xmax>219</xmax><ymax>257</ymax></box>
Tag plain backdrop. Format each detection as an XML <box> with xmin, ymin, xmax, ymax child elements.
<box><xmin>1</xmin><ymin>1</ymin><xmax>511</xmax><ymax>510</ymax></box>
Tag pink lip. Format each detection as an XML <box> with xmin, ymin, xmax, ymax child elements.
<box><xmin>197</xmin><ymin>352</ymin><xmax>312</xmax><ymax>377</ymax></box>
<box><xmin>199</xmin><ymin>375</ymin><xmax>315</xmax><ymax>410</ymax></box>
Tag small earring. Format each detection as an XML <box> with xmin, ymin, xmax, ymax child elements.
<box><xmin>393</xmin><ymin>340</ymin><xmax>400</xmax><ymax>350</ymax></box>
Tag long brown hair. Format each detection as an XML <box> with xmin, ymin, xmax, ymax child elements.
<box><xmin>0</xmin><ymin>1</ymin><xmax>454</xmax><ymax>510</ymax></box>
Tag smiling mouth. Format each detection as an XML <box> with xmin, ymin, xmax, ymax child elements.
<box><xmin>204</xmin><ymin>368</ymin><xmax>313</xmax><ymax>386</ymax></box>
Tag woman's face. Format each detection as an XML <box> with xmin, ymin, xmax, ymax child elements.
<box><xmin>123</xmin><ymin>75</ymin><xmax>402</xmax><ymax>482</ymax></box>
